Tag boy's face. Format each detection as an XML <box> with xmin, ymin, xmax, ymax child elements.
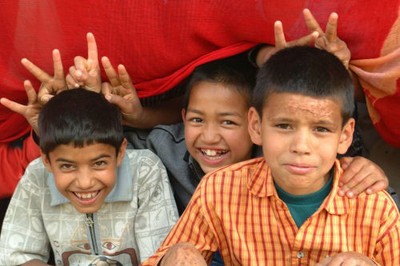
<box><xmin>41</xmin><ymin>140</ymin><xmax>127</xmax><ymax>213</ymax></box>
<box><xmin>183</xmin><ymin>81</ymin><xmax>253</xmax><ymax>174</ymax></box>
<box><xmin>248</xmin><ymin>92</ymin><xmax>354</xmax><ymax>195</ymax></box>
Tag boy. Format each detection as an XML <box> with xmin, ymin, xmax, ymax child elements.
<box><xmin>142</xmin><ymin>46</ymin><xmax>400</xmax><ymax>265</ymax></box>
<box><xmin>0</xmin><ymin>89</ymin><xmax>178</xmax><ymax>265</ymax></box>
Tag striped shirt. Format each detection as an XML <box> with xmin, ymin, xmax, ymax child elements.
<box><xmin>142</xmin><ymin>158</ymin><xmax>400</xmax><ymax>266</ymax></box>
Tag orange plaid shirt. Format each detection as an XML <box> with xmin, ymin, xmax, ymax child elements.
<box><xmin>142</xmin><ymin>158</ymin><xmax>400</xmax><ymax>265</ymax></box>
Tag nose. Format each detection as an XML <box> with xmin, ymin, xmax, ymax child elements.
<box><xmin>290</xmin><ymin>129</ymin><xmax>312</xmax><ymax>155</ymax></box>
<box><xmin>201</xmin><ymin>123</ymin><xmax>221</xmax><ymax>143</ymax></box>
<box><xmin>75</xmin><ymin>167</ymin><xmax>95</xmax><ymax>189</ymax></box>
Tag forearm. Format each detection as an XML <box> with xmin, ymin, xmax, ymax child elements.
<box><xmin>124</xmin><ymin>96</ymin><xmax>183</xmax><ymax>129</ymax></box>
<box><xmin>22</xmin><ymin>259</ymin><xmax>51</xmax><ymax>266</ymax></box>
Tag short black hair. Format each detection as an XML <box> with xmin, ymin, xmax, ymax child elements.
<box><xmin>182</xmin><ymin>52</ymin><xmax>257</xmax><ymax>110</ymax></box>
<box><xmin>39</xmin><ymin>88</ymin><xmax>124</xmax><ymax>155</ymax></box>
<box><xmin>252</xmin><ymin>46</ymin><xmax>354</xmax><ymax>125</ymax></box>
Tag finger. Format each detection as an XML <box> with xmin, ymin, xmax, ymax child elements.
<box><xmin>86</xmin><ymin>32</ymin><xmax>98</xmax><ymax>62</ymax></box>
<box><xmin>325</xmin><ymin>12</ymin><xmax>338</xmax><ymax>42</ymax></box>
<box><xmin>52</xmin><ymin>49</ymin><xmax>65</xmax><ymax>80</ymax></box>
<box><xmin>101</xmin><ymin>82</ymin><xmax>112</xmax><ymax>96</ymax></box>
<box><xmin>101</xmin><ymin>56</ymin><xmax>120</xmax><ymax>87</ymax></box>
<box><xmin>338</xmin><ymin>156</ymin><xmax>353</xmax><ymax>170</ymax></box>
<box><xmin>303</xmin><ymin>8</ymin><xmax>324</xmax><ymax>35</ymax></box>
<box><xmin>288</xmin><ymin>31</ymin><xmax>319</xmax><ymax>47</ymax></box>
<box><xmin>364</xmin><ymin>180</ymin><xmax>388</xmax><ymax>195</ymax></box>
<box><xmin>24</xmin><ymin>80</ymin><xmax>39</xmax><ymax>105</ymax></box>
<box><xmin>104</xmin><ymin>88</ymin><xmax>129</xmax><ymax>112</ymax></box>
<box><xmin>274</xmin><ymin>21</ymin><xmax>286</xmax><ymax>49</ymax></box>
<box><xmin>73</xmin><ymin>56</ymin><xmax>88</xmax><ymax>79</ymax></box>
<box><xmin>21</xmin><ymin>58</ymin><xmax>51</xmax><ymax>83</ymax></box>
<box><xmin>118</xmin><ymin>64</ymin><xmax>136</xmax><ymax>93</ymax></box>
<box><xmin>66</xmin><ymin>73</ymin><xmax>80</xmax><ymax>88</ymax></box>
<box><xmin>0</xmin><ymin>97</ymin><xmax>27</xmax><ymax>115</ymax></box>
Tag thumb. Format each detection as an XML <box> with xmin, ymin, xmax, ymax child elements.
<box><xmin>105</xmin><ymin>93</ymin><xmax>130</xmax><ymax>113</ymax></box>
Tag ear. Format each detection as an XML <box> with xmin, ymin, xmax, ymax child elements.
<box><xmin>337</xmin><ymin>118</ymin><xmax>355</xmax><ymax>155</ymax></box>
<box><xmin>117</xmin><ymin>138</ymin><xmax>128</xmax><ymax>166</ymax></box>
<box><xmin>40</xmin><ymin>150</ymin><xmax>53</xmax><ymax>173</ymax></box>
<box><xmin>248</xmin><ymin>107</ymin><xmax>263</xmax><ymax>146</ymax></box>
<box><xmin>181</xmin><ymin>108</ymin><xmax>186</xmax><ymax>123</ymax></box>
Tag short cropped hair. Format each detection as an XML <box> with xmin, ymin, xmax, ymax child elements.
<box><xmin>182</xmin><ymin>52</ymin><xmax>257</xmax><ymax>110</ymax></box>
<box><xmin>39</xmin><ymin>88</ymin><xmax>124</xmax><ymax>155</ymax></box>
<box><xmin>252</xmin><ymin>46</ymin><xmax>354</xmax><ymax>125</ymax></box>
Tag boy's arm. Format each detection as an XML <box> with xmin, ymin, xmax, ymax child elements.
<box><xmin>101</xmin><ymin>57</ymin><xmax>182</xmax><ymax>128</ymax></box>
<box><xmin>316</xmin><ymin>252</ymin><xmax>376</xmax><ymax>266</ymax></box>
<box><xmin>22</xmin><ymin>259</ymin><xmax>51</xmax><ymax>266</ymax></box>
<box><xmin>133</xmin><ymin>150</ymin><xmax>179</xmax><ymax>263</ymax></box>
<box><xmin>142</xmin><ymin>184</ymin><xmax>216</xmax><ymax>266</ymax></box>
<box><xmin>0</xmin><ymin>160</ymin><xmax>51</xmax><ymax>265</ymax></box>
<box><xmin>160</xmin><ymin>242</ymin><xmax>207</xmax><ymax>266</ymax></box>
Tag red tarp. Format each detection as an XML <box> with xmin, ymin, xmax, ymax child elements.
<box><xmin>1</xmin><ymin>1</ymin><xmax>399</xmax><ymax>197</ymax></box>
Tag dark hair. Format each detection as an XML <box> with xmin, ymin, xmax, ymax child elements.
<box><xmin>39</xmin><ymin>88</ymin><xmax>124</xmax><ymax>155</ymax></box>
<box><xmin>182</xmin><ymin>52</ymin><xmax>257</xmax><ymax>110</ymax></box>
<box><xmin>252</xmin><ymin>46</ymin><xmax>354</xmax><ymax>125</ymax></box>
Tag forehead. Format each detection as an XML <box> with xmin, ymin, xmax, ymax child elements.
<box><xmin>47</xmin><ymin>143</ymin><xmax>117</xmax><ymax>161</ymax></box>
<box><xmin>188</xmin><ymin>81</ymin><xmax>249</xmax><ymax>110</ymax></box>
<box><xmin>263</xmin><ymin>92</ymin><xmax>342</xmax><ymax>121</ymax></box>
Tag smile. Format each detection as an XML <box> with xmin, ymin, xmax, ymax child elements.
<box><xmin>73</xmin><ymin>191</ymin><xmax>100</xmax><ymax>200</ymax></box>
<box><xmin>201</xmin><ymin>149</ymin><xmax>228</xmax><ymax>158</ymax></box>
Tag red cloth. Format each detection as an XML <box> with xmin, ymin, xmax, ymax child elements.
<box><xmin>0</xmin><ymin>133</ymin><xmax>40</xmax><ymax>198</ymax></box>
<box><xmin>0</xmin><ymin>1</ymin><xmax>399</xmax><ymax>195</ymax></box>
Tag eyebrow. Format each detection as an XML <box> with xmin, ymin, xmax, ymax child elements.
<box><xmin>54</xmin><ymin>154</ymin><xmax>112</xmax><ymax>163</ymax></box>
<box><xmin>186</xmin><ymin>108</ymin><xmax>243</xmax><ymax>117</ymax></box>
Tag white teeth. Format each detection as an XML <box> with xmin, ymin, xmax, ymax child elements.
<box><xmin>203</xmin><ymin>149</ymin><xmax>217</xmax><ymax>156</ymax></box>
<box><xmin>201</xmin><ymin>149</ymin><xmax>227</xmax><ymax>157</ymax></box>
<box><xmin>74</xmin><ymin>191</ymin><xmax>98</xmax><ymax>200</ymax></box>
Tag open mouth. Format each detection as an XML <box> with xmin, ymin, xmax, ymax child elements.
<box><xmin>200</xmin><ymin>149</ymin><xmax>228</xmax><ymax>159</ymax></box>
<box><xmin>73</xmin><ymin>191</ymin><xmax>100</xmax><ymax>201</ymax></box>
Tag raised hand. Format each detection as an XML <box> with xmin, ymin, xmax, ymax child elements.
<box><xmin>66</xmin><ymin>32</ymin><xmax>101</xmax><ymax>92</ymax></box>
<box><xmin>21</xmin><ymin>49</ymin><xmax>67</xmax><ymax>105</ymax></box>
<box><xmin>101</xmin><ymin>56</ymin><xmax>144</xmax><ymax>127</ymax></box>
<box><xmin>303</xmin><ymin>8</ymin><xmax>351</xmax><ymax>68</ymax></box>
<box><xmin>0</xmin><ymin>80</ymin><xmax>41</xmax><ymax>135</ymax></box>
<box><xmin>255</xmin><ymin>21</ymin><xmax>319</xmax><ymax>66</ymax></box>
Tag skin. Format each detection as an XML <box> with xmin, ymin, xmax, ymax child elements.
<box><xmin>182</xmin><ymin>82</ymin><xmax>254</xmax><ymax>174</ymax></box>
<box><xmin>247</xmin><ymin>93</ymin><xmax>376</xmax><ymax>262</ymax></box>
<box><xmin>41</xmin><ymin>140</ymin><xmax>126</xmax><ymax>214</ymax></box>
<box><xmin>248</xmin><ymin>92</ymin><xmax>355</xmax><ymax>195</ymax></box>
<box><xmin>160</xmin><ymin>243</ymin><xmax>207</xmax><ymax>266</ymax></box>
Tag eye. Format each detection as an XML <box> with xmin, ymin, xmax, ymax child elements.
<box><xmin>275</xmin><ymin>123</ymin><xmax>291</xmax><ymax>130</ymax></box>
<box><xmin>94</xmin><ymin>160</ymin><xmax>108</xmax><ymax>168</ymax></box>
<box><xmin>59</xmin><ymin>164</ymin><xmax>75</xmax><ymax>171</ymax></box>
<box><xmin>315</xmin><ymin>127</ymin><xmax>330</xmax><ymax>133</ymax></box>
<box><xmin>221</xmin><ymin>120</ymin><xmax>237</xmax><ymax>126</ymax></box>
<box><xmin>188</xmin><ymin>117</ymin><xmax>203</xmax><ymax>124</ymax></box>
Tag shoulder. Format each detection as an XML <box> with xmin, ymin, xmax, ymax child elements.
<box><xmin>149</xmin><ymin>123</ymin><xmax>185</xmax><ymax>144</ymax></box>
<box><xmin>199</xmin><ymin>157</ymin><xmax>265</xmax><ymax>192</ymax></box>
<box><xmin>348</xmin><ymin>190</ymin><xmax>400</xmax><ymax>220</ymax></box>
<box><xmin>19</xmin><ymin>157</ymin><xmax>51</xmax><ymax>190</ymax></box>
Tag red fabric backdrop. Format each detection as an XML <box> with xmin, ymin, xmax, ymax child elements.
<box><xmin>0</xmin><ymin>1</ymin><xmax>399</xmax><ymax>196</ymax></box>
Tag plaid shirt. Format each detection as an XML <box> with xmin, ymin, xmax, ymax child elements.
<box><xmin>143</xmin><ymin>158</ymin><xmax>400</xmax><ymax>266</ymax></box>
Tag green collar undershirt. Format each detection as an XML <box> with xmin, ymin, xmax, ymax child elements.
<box><xmin>275</xmin><ymin>171</ymin><xmax>333</xmax><ymax>228</ymax></box>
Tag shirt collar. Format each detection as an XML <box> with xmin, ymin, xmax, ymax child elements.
<box><xmin>247</xmin><ymin>158</ymin><xmax>349</xmax><ymax>215</ymax></box>
<box><xmin>47</xmin><ymin>153</ymin><xmax>133</xmax><ymax>207</ymax></box>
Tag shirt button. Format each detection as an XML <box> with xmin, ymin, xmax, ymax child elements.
<box><xmin>297</xmin><ymin>251</ymin><xmax>304</xmax><ymax>258</ymax></box>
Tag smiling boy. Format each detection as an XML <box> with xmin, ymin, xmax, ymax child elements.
<box><xmin>0</xmin><ymin>89</ymin><xmax>178</xmax><ymax>265</ymax></box>
<box><xmin>142</xmin><ymin>46</ymin><xmax>400</xmax><ymax>266</ymax></box>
